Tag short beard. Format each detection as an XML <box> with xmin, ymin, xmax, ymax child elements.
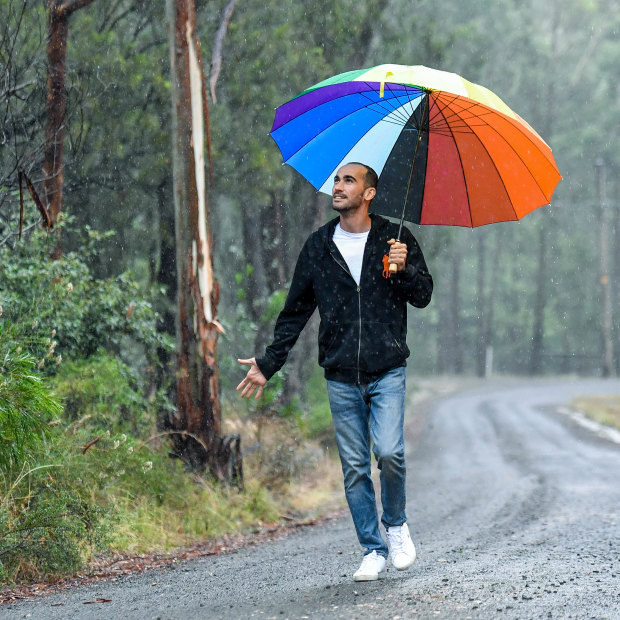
<box><xmin>332</xmin><ymin>198</ymin><xmax>363</xmax><ymax>214</ymax></box>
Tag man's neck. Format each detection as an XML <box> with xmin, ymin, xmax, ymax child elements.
<box><xmin>338</xmin><ymin>209</ymin><xmax>372</xmax><ymax>234</ymax></box>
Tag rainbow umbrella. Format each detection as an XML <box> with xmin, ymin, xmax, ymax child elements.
<box><xmin>270</xmin><ymin>64</ymin><xmax>561</xmax><ymax>235</ymax></box>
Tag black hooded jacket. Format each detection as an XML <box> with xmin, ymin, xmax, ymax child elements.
<box><xmin>256</xmin><ymin>214</ymin><xmax>433</xmax><ymax>385</ymax></box>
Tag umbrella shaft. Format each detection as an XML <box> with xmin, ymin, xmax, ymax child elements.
<box><xmin>397</xmin><ymin>93</ymin><xmax>430</xmax><ymax>239</ymax></box>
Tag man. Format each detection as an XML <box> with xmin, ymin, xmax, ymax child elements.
<box><xmin>237</xmin><ymin>162</ymin><xmax>433</xmax><ymax>581</ymax></box>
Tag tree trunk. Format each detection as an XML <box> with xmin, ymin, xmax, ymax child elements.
<box><xmin>529</xmin><ymin>1</ymin><xmax>559</xmax><ymax>376</ymax></box>
<box><xmin>448</xmin><ymin>234</ymin><xmax>463</xmax><ymax>374</ymax></box>
<box><xmin>43</xmin><ymin>0</ymin><xmax>96</xmax><ymax>247</ymax></box>
<box><xmin>281</xmin><ymin>190</ymin><xmax>324</xmax><ymax>404</ymax></box>
<box><xmin>529</xmin><ymin>224</ymin><xmax>547</xmax><ymax>375</ymax></box>
<box><xmin>166</xmin><ymin>0</ymin><xmax>241</xmax><ymax>485</ymax></box>
<box><xmin>155</xmin><ymin>177</ymin><xmax>177</xmax><ymax>397</ymax></box>
<box><xmin>240</xmin><ymin>201</ymin><xmax>271</xmax><ymax>355</ymax></box>
<box><xmin>614</xmin><ymin>186</ymin><xmax>620</xmax><ymax>375</ymax></box>
<box><xmin>484</xmin><ymin>233</ymin><xmax>500</xmax><ymax>376</ymax></box>
<box><xmin>476</xmin><ymin>233</ymin><xmax>486</xmax><ymax>377</ymax></box>
<box><xmin>595</xmin><ymin>158</ymin><xmax>614</xmax><ymax>377</ymax></box>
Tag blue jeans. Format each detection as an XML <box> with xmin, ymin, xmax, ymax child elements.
<box><xmin>326</xmin><ymin>366</ymin><xmax>407</xmax><ymax>558</ymax></box>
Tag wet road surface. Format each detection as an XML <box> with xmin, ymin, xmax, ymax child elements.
<box><xmin>2</xmin><ymin>378</ymin><xmax>619</xmax><ymax>619</ymax></box>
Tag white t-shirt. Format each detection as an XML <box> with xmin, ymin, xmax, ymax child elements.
<box><xmin>332</xmin><ymin>223</ymin><xmax>369</xmax><ymax>285</ymax></box>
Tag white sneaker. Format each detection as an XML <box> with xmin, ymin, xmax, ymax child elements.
<box><xmin>353</xmin><ymin>550</ymin><xmax>387</xmax><ymax>581</ymax></box>
<box><xmin>386</xmin><ymin>523</ymin><xmax>416</xmax><ymax>570</ymax></box>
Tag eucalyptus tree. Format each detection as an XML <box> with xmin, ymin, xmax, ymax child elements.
<box><xmin>166</xmin><ymin>0</ymin><xmax>241</xmax><ymax>482</ymax></box>
<box><xmin>43</xmin><ymin>0</ymin><xmax>96</xmax><ymax>239</ymax></box>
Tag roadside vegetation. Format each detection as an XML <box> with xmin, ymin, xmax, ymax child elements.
<box><xmin>0</xmin><ymin>225</ymin><xmax>342</xmax><ymax>585</ymax></box>
<box><xmin>572</xmin><ymin>397</ymin><xmax>620</xmax><ymax>431</ymax></box>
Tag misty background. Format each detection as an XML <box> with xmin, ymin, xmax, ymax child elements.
<box><xmin>2</xmin><ymin>0</ymin><xmax>619</xmax><ymax>409</ymax></box>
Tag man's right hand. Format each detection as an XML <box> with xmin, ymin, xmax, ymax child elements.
<box><xmin>236</xmin><ymin>357</ymin><xmax>267</xmax><ymax>399</ymax></box>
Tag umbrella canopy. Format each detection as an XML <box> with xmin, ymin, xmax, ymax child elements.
<box><xmin>270</xmin><ymin>64</ymin><xmax>561</xmax><ymax>229</ymax></box>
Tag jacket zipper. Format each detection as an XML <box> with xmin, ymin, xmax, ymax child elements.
<box><xmin>357</xmin><ymin>284</ymin><xmax>361</xmax><ymax>385</ymax></box>
<box><xmin>330</xmin><ymin>249</ymin><xmax>363</xmax><ymax>385</ymax></box>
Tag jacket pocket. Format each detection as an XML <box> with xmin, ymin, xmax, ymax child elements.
<box><xmin>318</xmin><ymin>321</ymin><xmax>358</xmax><ymax>370</ymax></box>
<box><xmin>359</xmin><ymin>322</ymin><xmax>409</xmax><ymax>373</ymax></box>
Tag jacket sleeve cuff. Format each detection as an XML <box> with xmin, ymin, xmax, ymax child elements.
<box><xmin>255</xmin><ymin>355</ymin><xmax>279</xmax><ymax>382</ymax></box>
<box><xmin>394</xmin><ymin>264</ymin><xmax>417</xmax><ymax>282</ymax></box>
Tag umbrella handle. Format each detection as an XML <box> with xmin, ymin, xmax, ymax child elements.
<box><xmin>388</xmin><ymin>233</ymin><xmax>403</xmax><ymax>274</ymax></box>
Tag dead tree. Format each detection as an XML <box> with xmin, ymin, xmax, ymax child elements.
<box><xmin>165</xmin><ymin>0</ymin><xmax>242</xmax><ymax>486</ymax></box>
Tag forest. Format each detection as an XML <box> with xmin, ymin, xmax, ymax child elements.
<box><xmin>0</xmin><ymin>0</ymin><xmax>619</xmax><ymax>584</ymax></box>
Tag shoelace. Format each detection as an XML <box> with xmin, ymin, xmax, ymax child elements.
<box><xmin>388</xmin><ymin>528</ymin><xmax>406</xmax><ymax>551</ymax></box>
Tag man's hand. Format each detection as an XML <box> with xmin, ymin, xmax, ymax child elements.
<box><xmin>236</xmin><ymin>357</ymin><xmax>267</xmax><ymax>399</ymax></box>
<box><xmin>387</xmin><ymin>239</ymin><xmax>407</xmax><ymax>272</ymax></box>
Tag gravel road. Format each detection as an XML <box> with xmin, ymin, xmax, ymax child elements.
<box><xmin>2</xmin><ymin>378</ymin><xmax>619</xmax><ymax>620</ymax></box>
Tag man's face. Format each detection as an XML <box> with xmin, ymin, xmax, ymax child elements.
<box><xmin>332</xmin><ymin>164</ymin><xmax>374</xmax><ymax>213</ymax></box>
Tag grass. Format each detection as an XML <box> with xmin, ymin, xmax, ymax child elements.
<box><xmin>0</xmin><ymin>346</ymin><xmax>345</xmax><ymax>586</ymax></box>
<box><xmin>98</xmin><ymin>414</ymin><xmax>344</xmax><ymax>556</ymax></box>
<box><xmin>107</xmin><ymin>478</ymin><xmax>281</xmax><ymax>553</ymax></box>
<box><xmin>572</xmin><ymin>395</ymin><xmax>620</xmax><ymax>430</ymax></box>
<box><xmin>0</xmin><ymin>415</ymin><xmax>345</xmax><ymax>585</ymax></box>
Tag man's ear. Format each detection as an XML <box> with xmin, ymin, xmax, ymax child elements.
<box><xmin>364</xmin><ymin>186</ymin><xmax>377</xmax><ymax>201</ymax></box>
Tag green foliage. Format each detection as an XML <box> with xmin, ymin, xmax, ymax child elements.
<box><xmin>0</xmin><ymin>318</ymin><xmax>107</xmax><ymax>582</ymax></box>
<box><xmin>51</xmin><ymin>352</ymin><xmax>163</xmax><ymax>436</ymax></box>
<box><xmin>0</xmin><ymin>223</ymin><xmax>173</xmax><ymax>378</ymax></box>
<box><xmin>0</xmin><ymin>333</ymin><xmax>62</xmax><ymax>474</ymax></box>
<box><xmin>0</xmin><ymin>462</ymin><xmax>108</xmax><ymax>582</ymax></box>
<box><xmin>0</xmin><ymin>414</ymin><xmax>281</xmax><ymax>583</ymax></box>
<box><xmin>0</xmin><ymin>219</ymin><xmax>179</xmax><ymax>583</ymax></box>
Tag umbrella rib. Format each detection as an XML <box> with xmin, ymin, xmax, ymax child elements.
<box><xmin>379</xmin><ymin>82</ymin><xmax>425</xmax><ymax>123</ymax></box>
<box><xmin>358</xmin><ymin>82</ymin><xmax>417</xmax><ymax>125</ymax></box>
<box><xmin>429</xmin><ymin>93</ymin><xmax>487</xmax><ymax>131</ymax></box>
<box><xmin>434</xmin><ymin>94</ymin><xmax>518</xmax><ymax>223</ymax></box>
<box><xmin>388</xmin><ymin>82</ymin><xmax>425</xmax><ymax>126</ymax></box>
<box><xmin>276</xmin><ymin>91</ymin><xmax>419</xmax><ymax>167</ymax></box>
<box><xmin>348</xmin><ymin>83</ymin><xmax>406</xmax><ymax>122</ymax></box>
<box><xmin>430</xmin><ymin>92</ymin><xmax>506</xmax><ymax>131</ymax></box>
<box><xmin>437</xmin><ymin>92</ymin><xmax>556</xmax><ymax>203</ymax></box>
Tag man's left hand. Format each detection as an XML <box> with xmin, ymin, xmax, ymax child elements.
<box><xmin>388</xmin><ymin>239</ymin><xmax>407</xmax><ymax>272</ymax></box>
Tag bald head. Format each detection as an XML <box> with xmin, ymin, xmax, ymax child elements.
<box><xmin>345</xmin><ymin>162</ymin><xmax>378</xmax><ymax>190</ymax></box>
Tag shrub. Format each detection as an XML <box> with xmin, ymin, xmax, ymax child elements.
<box><xmin>0</xmin><ymin>329</ymin><xmax>62</xmax><ymax>473</ymax></box>
<box><xmin>0</xmin><ymin>330</ymin><xmax>109</xmax><ymax>583</ymax></box>
<box><xmin>0</xmin><ymin>463</ymin><xmax>108</xmax><ymax>582</ymax></box>
<box><xmin>0</xmin><ymin>224</ymin><xmax>173</xmax><ymax>379</ymax></box>
<box><xmin>51</xmin><ymin>351</ymin><xmax>165</xmax><ymax>436</ymax></box>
